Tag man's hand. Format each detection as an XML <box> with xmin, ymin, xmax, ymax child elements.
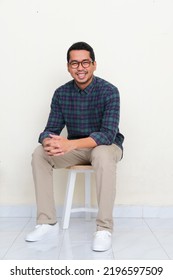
<box><xmin>42</xmin><ymin>134</ymin><xmax>97</xmax><ymax>156</ymax></box>
<box><xmin>42</xmin><ymin>135</ymin><xmax>75</xmax><ymax>156</ymax></box>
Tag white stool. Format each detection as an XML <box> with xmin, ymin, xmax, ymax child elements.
<box><xmin>62</xmin><ymin>165</ymin><xmax>97</xmax><ymax>229</ymax></box>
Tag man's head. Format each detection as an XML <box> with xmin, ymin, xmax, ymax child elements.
<box><xmin>67</xmin><ymin>42</ymin><xmax>95</xmax><ymax>63</ymax></box>
<box><xmin>67</xmin><ymin>42</ymin><xmax>96</xmax><ymax>90</ymax></box>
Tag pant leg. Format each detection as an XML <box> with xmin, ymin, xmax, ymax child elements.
<box><xmin>31</xmin><ymin>145</ymin><xmax>91</xmax><ymax>224</ymax></box>
<box><xmin>90</xmin><ymin>144</ymin><xmax>122</xmax><ymax>233</ymax></box>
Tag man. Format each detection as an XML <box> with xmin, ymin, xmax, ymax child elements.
<box><xmin>25</xmin><ymin>42</ymin><xmax>124</xmax><ymax>252</ymax></box>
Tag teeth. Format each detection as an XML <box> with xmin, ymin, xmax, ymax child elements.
<box><xmin>78</xmin><ymin>73</ymin><xmax>85</xmax><ymax>79</ymax></box>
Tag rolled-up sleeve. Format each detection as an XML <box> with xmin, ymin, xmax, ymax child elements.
<box><xmin>89</xmin><ymin>87</ymin><xmax>120</xmax><ymax>145</ymax></box>
<box><xmin>38</xmin><ymin>90</ymin><xmax>65</xmax><ymax>143</ymax></box>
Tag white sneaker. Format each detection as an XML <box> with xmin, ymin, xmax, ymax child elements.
<box><xmin>25</xmin><ymin>223</ymin><xmax>59</xmax><ymax>242</ymax></box>
<box><xmin>92</xmin><ymin>230</ymin><xmax>112</xmax><ymax>251</ymax></box>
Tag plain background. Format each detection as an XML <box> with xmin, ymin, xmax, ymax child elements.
<box><xmin>0</xmin><ymin>0</ymin><xmax>173</xmax><ymax>211</ymax></box>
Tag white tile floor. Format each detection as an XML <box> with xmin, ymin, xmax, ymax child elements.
<box><xmin>0</xmin><ymin>217</ymin><xmax>173</xmax><ymax>260</ymax></box>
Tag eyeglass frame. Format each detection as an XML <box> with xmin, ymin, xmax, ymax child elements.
<box><xmin>68</xmin><ymin>59</ymin><xmax>94</xmax><ymax>69</ymax></box>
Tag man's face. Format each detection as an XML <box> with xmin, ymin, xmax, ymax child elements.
<box><xmin>67</xmin><ymin>50</ymin><xmax>96</xmax><ymax>89</ymax></box>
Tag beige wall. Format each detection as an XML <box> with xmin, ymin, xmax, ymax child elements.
<box><xmin>0</xmin><ymin>0</ymin><xmax>173</xmax><ymax>209</ymax></box>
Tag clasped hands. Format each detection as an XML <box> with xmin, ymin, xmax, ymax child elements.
<box><xmin>42</xmin><ymin>134</ymin><xmax>74</xmax><ymax>156</ymax></box>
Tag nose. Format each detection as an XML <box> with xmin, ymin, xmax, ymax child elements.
<box><xmin>77</xmin><ymin>62</ymin><xmax>84</xmax><ymax>70</ymax></box>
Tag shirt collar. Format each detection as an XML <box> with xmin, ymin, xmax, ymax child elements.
<box><xmin>73</xmin><ymin>76</ymin><xmax>96</xmax><ymax>95</ymax></box>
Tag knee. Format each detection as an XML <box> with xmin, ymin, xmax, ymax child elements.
<box><xmin>32</xmin><ymin>145</ymin><xmax>44</xmax><ymax>163</ymax></box>
<box><xmin>91</xmin><ymin>146</ymin><xmax>115</xmax><ymax>167</ymax></box>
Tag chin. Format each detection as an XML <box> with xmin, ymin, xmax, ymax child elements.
<box><xmin>75</xmin><ymin>78</ymin><xmax>87</xmax><ymax>84</ymax></box>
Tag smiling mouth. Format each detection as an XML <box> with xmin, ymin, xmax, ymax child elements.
<box><xmin>77</xmin><ymin>71</ymin><xmax>87</xmax><ymax>79</ymax></box>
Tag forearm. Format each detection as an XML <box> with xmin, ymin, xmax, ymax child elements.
<box><xmin>70</xmin><ymin>137</ymin><xmax>97</xmax><ymax>150</ymax></box>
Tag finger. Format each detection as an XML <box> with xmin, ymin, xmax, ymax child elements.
<box><xmin>46</xmin><ymin>150</ymin><xmax>64</xmax><ymax>156</ymax></box>
<box><xmin>44</xmin><ymin>141</ymin><xmax>60</xmax><ymax>149</ymax></box>
<box><xmin>44</xmin><ymin>146</ymin><xmax>62</xmax><ymax>154</ymax></box>
<box><xmin>49</xmin><ymin>134</ymin><xmax>61</xmax><ymax>139</ymax></box>
<box><xmin>54</xmin><ymin>152</ymin><xmax>65</xmax><ymax>156</ymax></box>
<box><xmin>43</xmin><ymin>140</ymin><xmax>51</xmax><ymax>147</ymax></box>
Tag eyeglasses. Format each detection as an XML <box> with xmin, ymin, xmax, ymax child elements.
<box><xmin>69</xmin><ymin>59</ymin><xmax>93</xmax><ymax>69</ymax></box>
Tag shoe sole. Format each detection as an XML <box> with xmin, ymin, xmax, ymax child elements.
<box><xmin>25</xmin><ymin>227</ymin><xmax>59</xmax><ymax>242</ymax></box>
<box><xmin>92</xmin><ymin>246</ymin><xmax>111</xmax><ymax>252</ymax></box>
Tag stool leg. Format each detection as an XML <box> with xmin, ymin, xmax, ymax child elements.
<box><xmin>85</xmin><ymin>171</ymin><xmax>91</xmax><ymax>220</ymax></box>
<box><xmin>62</xmin><ymin>170</ymin><xmax>76</xmax><ymax>229</ymax></box>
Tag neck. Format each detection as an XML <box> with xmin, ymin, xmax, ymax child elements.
<box><xmin>75</xmin><ymin>76</ymin><xmax>94</xmax><ymax>90</ymax></box>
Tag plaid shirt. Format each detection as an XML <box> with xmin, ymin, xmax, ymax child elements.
<box><xmin>39</xmin><ymin>76</ymin><xmax>124</xmax><ymax>150</ymax></box>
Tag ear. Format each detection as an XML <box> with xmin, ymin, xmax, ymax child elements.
<box><xmin>93</xmin><ymin>61</ymin><xmax>97</xmax><ymax>71</ymax></box>
<box><xmin>67</xmin><ymin>63</ymin><xmax>70</xmax><ymax>73</ymax></box>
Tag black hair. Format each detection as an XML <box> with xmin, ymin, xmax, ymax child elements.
<box><xmin>67</xmin><ymin>42</ymin><xmax>95</xmax><ymax>62</ymax></box>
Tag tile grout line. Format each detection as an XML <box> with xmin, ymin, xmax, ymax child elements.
<box><xmin>143</xmin><ymin>218</ymin><xmax>171</xmax><ymax>259</ymax></box>
<box><xmin>1</xmin><ymin>217</ymin><xmax>32</xmax><ymax>260</ymax></box>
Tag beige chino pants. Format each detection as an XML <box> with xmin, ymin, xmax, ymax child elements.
<box><xmin>31</xmin><ymin>144</ymin><xmax>122</xmax><ymax>232</ymax></box>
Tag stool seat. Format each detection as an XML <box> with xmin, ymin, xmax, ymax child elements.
<box><xmin>66</xmin><ymin>165</ymin><xmax>94</xmax><ymax>170</ymax></box>
<box><xmin>62</xmin><ymin>165</ymin><xmax>97</xmax><ymax>229</ymax></box>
